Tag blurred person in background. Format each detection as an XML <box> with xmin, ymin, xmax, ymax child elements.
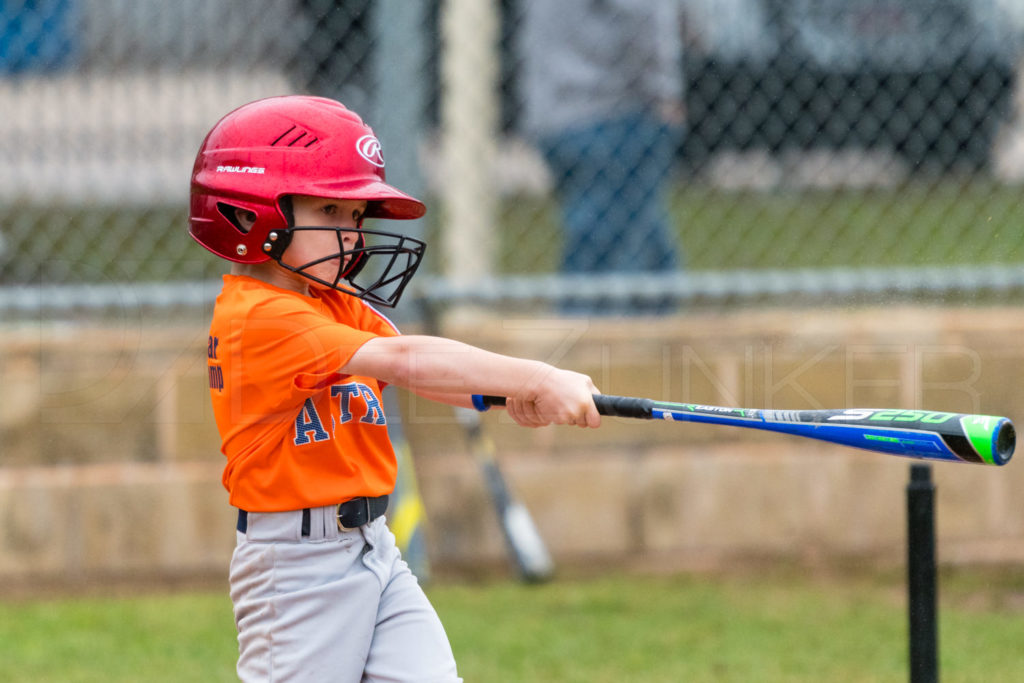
<box><xmin>0</xmin><ymin>0</ymin><xmax>77</xmax><ymax>74</ymax></box>
<box><xmin>517</xmin><ymin>0</ymin><xmax>686</xmax><ymax>314</ymax></box>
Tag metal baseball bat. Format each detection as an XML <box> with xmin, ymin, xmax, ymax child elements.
<box><xmin>473</xmin><ymin>394</ymin><xmax>1015</xmax><ymax>466</ymax></box>
<box><xmin>414</xmin><ymin>298</ymin><xmax>554</xmax><ymax>582</ymax></box>
<box><xmin>456</xmin><ymin>406</ymin><xmax>555</xmax><ymax>583</ymax></box>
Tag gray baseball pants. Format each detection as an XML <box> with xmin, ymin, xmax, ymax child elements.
<box><xmin>230</xmin><ymin>506</ymin><xmax>461</xmax><ymax>682</ymax></box>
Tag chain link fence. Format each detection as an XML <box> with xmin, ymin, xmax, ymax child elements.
<box><xmin>2</xmin><ymin>0</ymin><xmax>1024</xmax><ymax>315</ymax></box>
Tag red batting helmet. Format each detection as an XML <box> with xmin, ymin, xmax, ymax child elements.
<box><xmin>188</xmin><ymin>96</ymin><xmax>426</xmax><ymax>307</ymax></box>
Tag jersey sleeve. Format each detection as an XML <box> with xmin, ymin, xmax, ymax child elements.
<box><xmin>291</xmin><ymin>295</ymin><xmax>403</xmax><ymax>392</ymax></box>
<box><xmin>234</xmin><ymin>295</ymin><xmax>386</xmax><ymax>414</ymax></box>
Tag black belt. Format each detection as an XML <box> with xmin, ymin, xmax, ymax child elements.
<box><xmin>236</xmin><ymin>495</ymin><xmax>389</xmax><ymax>535</ymax></box>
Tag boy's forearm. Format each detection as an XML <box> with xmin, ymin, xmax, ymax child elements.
<box><xmin>346</xmin><ymin>335</ymin><xmax>553</xmax><ymax>399</ymax></box>
<box><xmin>408</xmin><ymin>389</ymin><xmax>477</xmax><ymax>410</ymax></box>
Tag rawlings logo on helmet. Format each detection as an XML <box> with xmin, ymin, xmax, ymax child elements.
<box><xmin>216</xmin><ymin>165</ymin><xmax>266</xmax><ymax>174</ymax></box>
<box><xmin>355</xmin><ymin>135</ymin><xmax>385</xmax><ymax>167</ymax></box>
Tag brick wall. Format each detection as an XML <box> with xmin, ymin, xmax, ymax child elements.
<box><xmin>2</xmin><ymin>306</ymin><xmax>1023</xmax><ymax>586</ymax></box>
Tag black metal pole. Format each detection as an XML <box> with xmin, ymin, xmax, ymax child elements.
<box><xmin>907</xmin><ymin>463</ymin><xmax>938</xmax><ymax>683</ymax></box>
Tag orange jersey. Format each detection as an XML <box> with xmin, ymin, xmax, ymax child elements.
<box><xmin>207</xmin><ymin>274</ymin><xmax>400</xmax><ymax>512</ymax></box>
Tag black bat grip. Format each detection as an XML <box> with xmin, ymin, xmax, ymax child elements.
<box><xmin>593</xmin><ymin>394</ymin><xmax>654</xmax><ymax>418</ymax></box>
<box><xmin>473</xmin><ymin>394</ymin><xmax>654</xmax><ymax>419</ymax></box>
<box><xmin>474</xmin><ymin>395</ymin><xmax>507</xmax><ymax>411</ymax></box>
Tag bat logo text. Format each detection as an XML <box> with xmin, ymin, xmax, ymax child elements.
<box><xmin>827</xmin><ymin>409</ymin><xmax>954</xmax><ymax>424</ymax></box>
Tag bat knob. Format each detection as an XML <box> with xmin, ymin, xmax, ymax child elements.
<box><xmin>995</xmin><ymin>420</ymin><xmax>1016</xmax><ymax>465</ymax></box>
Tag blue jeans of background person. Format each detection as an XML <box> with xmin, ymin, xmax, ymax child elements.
<box><xmin>540</xmin><ymin>111</ymin><xmax>683</xmax><ymax>275</ymax></box>
<box><xmin>0</xmin><ymin>0</ymin><xmax>77</xmax><ymax>74</ymax></box>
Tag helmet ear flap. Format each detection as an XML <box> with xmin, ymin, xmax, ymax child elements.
<box><xmin>278</xmin><ymin>195</ymin><xmax>295</xmax><ymax>227</ymax></box>
<box><xmin>256</xmin><ymin>196</ymin><xmax>296</xmax><ymax>261</ymax></box>
<box><xmin>261</xmin><ymin>229</ymin><xmax>294</xmax><ymax>260</ymax></box>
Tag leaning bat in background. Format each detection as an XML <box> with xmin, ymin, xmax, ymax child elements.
<box><xmin>473</xmin><ymin>394</ymin><xmax>1015</xmax><ymax>466</ymax></box>
<box><xmin>456</xmin><ymin>406</ymin><xmax>555</xmax><ymax>582</ymax></box>
<box><xmin>414</xmin><ymin>299</ymin><xmax>554</xmax><ymax>582</ymax></box>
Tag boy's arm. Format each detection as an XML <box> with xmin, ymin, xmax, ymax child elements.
<box><xmin>403</xmin><ymin>389</ymin><xmax>476</xmax><ymax>410</ymax></box>
<box><xmin>343</xmin><ymin>335</ymin><xmax>600</xmax><ymax>428</ymax></box>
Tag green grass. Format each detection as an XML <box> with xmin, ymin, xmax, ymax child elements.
<box><xmin>0</xmin><ymin>590</ymin><xmax>237</xmax><ymax>682</ymax></box>
<box><xmin>668</xmin><ymin>179</ymin><xmax>1024</xmax><ymax>271</ymax></box>
<box><xmin>486</xmin><ymin>177</ymin><xmax>1024</xmax><ymax>274</ymax></box>
<box><xmin>2</xmin><ymin>567</ymin><xmax>1024</xmax><ymax>682</ymax></box>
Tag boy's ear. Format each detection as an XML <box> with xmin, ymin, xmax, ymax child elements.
<box><xmin>236</xmin><ymin>209</ymin><xmax>258</xmax><ymax>232</ymax></box>
<box><xmin>216</xmin><ymin>202</ymin><xmax>258</xmax><ymax>235</ymax></box>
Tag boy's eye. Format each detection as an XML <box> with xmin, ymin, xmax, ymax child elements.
<box><xmin>321</xmin><ymin>204</ymin><xmax>338</xmax><ymax>216</ymax></box>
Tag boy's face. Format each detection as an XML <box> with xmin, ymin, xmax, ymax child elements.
<box><xmin>283</xmin><ymin>194</ymin><xmax>369</xmax><ymax>286</ymax></box>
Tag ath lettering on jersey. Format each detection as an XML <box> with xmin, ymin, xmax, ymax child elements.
<box><xmin>294</xmin><ymin>381</ymin><xmax>387</xmax><ymax>446</ymax></box>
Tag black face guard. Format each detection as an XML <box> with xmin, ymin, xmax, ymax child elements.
<box><xmin>261</xmin><ymin>226</ymin><xmax>426</xmax><ymax>308</ymax></box>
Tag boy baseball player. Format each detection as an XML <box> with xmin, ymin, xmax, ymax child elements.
<box><xmin>189</xmin><ymin>95</ymin><xmax>600</xmax><ymax>681</ymax></box>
